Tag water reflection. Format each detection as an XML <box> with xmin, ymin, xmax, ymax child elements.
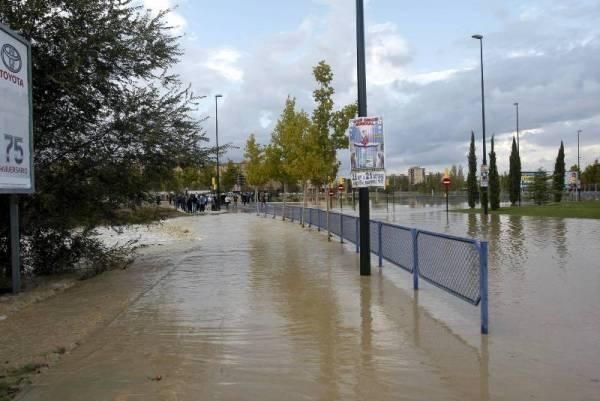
<box><xmin>488</xmin><ymin>214</ymin><xmax>501</xmax><ymax>266</ymax></box>
<box><xmin>552</xmin><ymin>219</ymin><xmax>568</xmax><ymax>268</ymax></box>
<box><xmin>246</xmin><ymin>216</ymin><xmax>491</xmax><ymax>400</ymax></box>
<box><xmin>467</xmin><ymin>213</ymin><xmax>478</xmax><ymax>239</ymax></box>
<box><xmin>367</xmin><ymin>199</ymin><xmax>600</xmax><ymax>400</ymax></box>
<box><xmin>506</xmin><ymin>215</ymin><xmax>526</xmax><ymax>271</ymax></box>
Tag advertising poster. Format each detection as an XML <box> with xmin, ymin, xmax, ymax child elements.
<box><xmin>565</xmin><ymin>171</ymin><xmax>579</xmax><ymax>190</ymax></box>
<box><xmin>0</xmin><ymin>23</ymin><xmax>33</xmax><ymax>193</ymax></box>
<box><xmin>348</xmin><ymin>116</ymin><xmax>385</xmax><ymax>187</ymax></box>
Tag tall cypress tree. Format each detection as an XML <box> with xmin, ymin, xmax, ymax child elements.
<box><xmin>552</xmin><ymin>141</ymin><xmax>566</xmax><ymax>202</ymax></box>
<box><xmin>467</xmin><ymin>131</ymin><xmax>478</xmax><ymax>208</ymax></box>
<box><xmin>509</xmin><ymin>137</ymin><xmax>521</xmax><ymax>205</ymax></box>
<box><xmin>489</xmin><ymin>136</ymin><xmax>500</xmax><ymax>210</ymax></box>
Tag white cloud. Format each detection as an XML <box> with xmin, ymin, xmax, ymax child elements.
<box><xmin>367</xmin><ymin>23</ymin><xmax>412</xmax><ymax>85</ymax></box>
<box><xmin>259</xmin><ymin>111</ymin><xmax>273</xmax><ymax>129</ymax></box>
<box><xmin>507</xmin><ymin>49</ymin><xmax>545</xmax><ymax>58</ymax></box>
<box><xmin>203</xmin><ymin>49</ymin><xmax>244</xmax><ymax>82</ymax></box>
<box><xmin>172</xmin><ymin>0</ymin><xmax>600</xmax><ymax>175</ymax></box>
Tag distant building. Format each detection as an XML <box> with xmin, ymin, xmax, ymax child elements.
<box><xmin>408</xmin><ymin>167</ymin><xmax>426</xmax><ymax>185</ymax></box>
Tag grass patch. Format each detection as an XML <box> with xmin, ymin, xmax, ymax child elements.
<box><xmin>454</xmin><ymin>201</ymin><xmax>600</xmax><ymax>219</ymax></box>
<box><xmin>0</xmin><ymin>363</ymin><xmax>47</xmax><ymax>401</ymax></box>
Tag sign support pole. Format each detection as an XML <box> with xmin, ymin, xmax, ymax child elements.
<box><xmin>445</xmin><ymin>186</ymin><xmax>449</xmax><ymax>215</ymax></box>
<box><xmin>1</xmin><ymin>24</ymin><xmax>34</xmax><ymax>294</ymax></box>
<box><xmin>10</xmin><ymin>195</ymin><xmax>20</xmax><ymax>293</ymax></box>
<box><xmin>356</xmin><ymin>0</ymin><xmax>370</xmax><ymax>276</ymax></box>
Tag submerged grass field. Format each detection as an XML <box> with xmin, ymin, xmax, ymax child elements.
<box><xmin>454</xmin><ymin>201</ymin><xmax>600</xmax><ymax>219</ymax></box>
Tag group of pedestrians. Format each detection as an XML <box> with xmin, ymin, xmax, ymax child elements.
<box><xmin>166</xmin><ymin>191</ymin><xmax>273</xmax><ymax>214</ymax></box>
<box><xmin>169</xmin><ymin>193</ymin><xmax>216</xmax><ymax>214</ymax></box>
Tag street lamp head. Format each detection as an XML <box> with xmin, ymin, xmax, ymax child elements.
<box><xmin>472</xmin><ymin>34</ymin><xmax>483</xmax><ymax>40</ymax></box>
<box><xmin>514</xmin><ymin>102</ymin><xmax>518</xmax><ymax>106</ymax></box>
<box><xmin>215</xmin><ymin>94</ymin><xmax>223</xmax><ymax>98</ymax></box>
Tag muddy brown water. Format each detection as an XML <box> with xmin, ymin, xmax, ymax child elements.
<box><xmin>12</xmin><ymin>206</ymin><xmax>600</xmax><ymax>400</ymax></box>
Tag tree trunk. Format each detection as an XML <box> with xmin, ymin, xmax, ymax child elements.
<box><xmin>282</xmin><ymin>183</ymin><xmax>287</xmax><ymax>221</ymax></box>
<box><xmin>301</xmin><ymin>182</ymin><xmax>307</xmax><ymax>227</ymax></box>
<box><xmin>326</xmin><ymin>184</ymin><xmax>331</xmax><ymax>241</ymax></box>
<box><xmin>255</xmin><ymin>187</ymin><xmax>259</xmax><ymax>215</ymax></box>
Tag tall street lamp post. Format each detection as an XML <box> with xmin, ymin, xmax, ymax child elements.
<box><xmin>472</xmin><ymin>34</ymin><xmax>488</xmax><ymax>215</ymax></box>
<box><xmin>356</xmin><ymin>0</ymin><xmax>370</xmax><ymax>276</ymax></box>
<box><xmin>514</xmin><ymin>102</ymin><xmax>520</xmax><ymax>206</ymax></box>
<box><xmin>578</xmin><ymin>129</ymin><xmax>582</xmax><ymax>201</ymax></box>
<box><xmin>215</xmin><ymin>94</ymin><xmax>223</xmax><ymax>210</ymax></box>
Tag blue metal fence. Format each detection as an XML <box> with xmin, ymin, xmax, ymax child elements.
<box><xmin>247</xmin><ymin>204</ymin><xmax>489</xmax><ymax>334</ymax></box>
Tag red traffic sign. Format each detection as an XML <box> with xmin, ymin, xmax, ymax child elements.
<box><xmin>442</xmin><ymin>176</ymin><xmax>451</xmax><ymax>186</ymax></box>
<box><xmin>329</xmin><ymin>190</ymin><xmax>334</xmax><ymax>196</ymax></box>
<box><xmin>338</xmin><ymin>184</ymin><xmax>344</xmax><ymax>192</ymax></box>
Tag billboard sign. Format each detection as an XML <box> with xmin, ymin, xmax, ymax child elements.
<box><xmin>565</xmin><ymin>171</ymin><xmax>579</xmax><ymax>190</ymax></box>
<box><xmin>348</xmin><ymin>116</ymin><xmax>385</xmax><ymax>188</ymax></box>
<box><xmin>0</xmin><ymin>23</ymin><xmax>33</xmax><ymax>193</ymax></box>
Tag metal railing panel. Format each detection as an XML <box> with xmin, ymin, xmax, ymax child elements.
<box><xmin>342</xmin><ymin>215</ymin><xmax>357</xmax><ymax>244</ymax></box>
<box><xmin>329</xmin><ymin>212</ymin><xmax>341</xmax><ymax>237</ymax></box>
<box><xmin>369</xmin><ymin>220</ymin><xmax>379</xmax><ymax>256</ymax></box>
<box><xmin>417</xmin><ymin>230</ymin><xmax>481</xmax><ymax>305</ymax></box>
<box><xmin>380</xmin><ymin>223</ymin><xmax>413</xmax><ymax>272</ymax></box>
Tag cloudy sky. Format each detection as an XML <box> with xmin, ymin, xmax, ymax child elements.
<box><xmin>145</xmin><ymin>0</ymin><xmax>600</xmax><ymax>176</ymax></box>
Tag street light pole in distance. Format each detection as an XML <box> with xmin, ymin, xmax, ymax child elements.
<box><xmin>577</xmin><ymin>129</ymin><xmax>582</xmax><ymax>201</ymax></box>
<box><xmin>514</xmin><ymin>102</ymin><xmax>521</xmax><ymax>206</ymax></box>
<box><xmin>215</xmin><ymin>94</ymin><xmax>223</xmax><ymax>210</ymax></box>
<box><xmin>472</xmin><ymin>34</ymin><xmax>488</xmax><ymax>215</ymax></box>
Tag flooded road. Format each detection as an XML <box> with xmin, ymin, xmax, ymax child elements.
<box><xmin>13</xmin><ymin>205</ymin><xmax>600</xmax><ymax>400</ymax></box>
<box><xmin>351</xmin><ymin>197</ymin><xmax>600</xmax><ymax>400</ymax></box>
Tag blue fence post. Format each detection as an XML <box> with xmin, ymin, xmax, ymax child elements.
<box><xmin>355</xmin><ymin>217</ymin><xmax>360</xmax><ymax>253</ymax></box>
<box><xmin>340</xmin><ymin>214</ymin><xmax>344</xmax><ymax>243</ymax></box>
<box><xmin>479</xmin><ymin>240</ymin><xmax>489</xmax><ymax>335</ymax></box>
<box><xmin>308</xmin><ymin>208</ymin><xmax>312</xmax><ymax>227</ymax></box>
<box><xmin>317</xmin><ymin>210</ymin><xmax>321</xmax><ymax>231</ymax></box>
<box><xmin>378</xmin><ymin>222</ymin><xmax>383</xmax><ymax>267</ymax></box>
<box><xmin>412</xmin><ymin>229</ymin><xmax>419</xmax><ymax>290</ymax></box>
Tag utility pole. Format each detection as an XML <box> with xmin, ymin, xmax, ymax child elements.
<box><xmin>578</xmin><ymin>130</ymin><xmax>581</xmax><ymax>201</ymax></box>
<box><xmin>356</xmin><ymin>0</ymin><xmax>370</xmax><ymax>275</ymax></box>
<box><xmin>472</xmin><ymin>34</ymin><xmax>488</xmax><ymax>215</ymax></box>
<box><xmin>514</xmin><ymin>102</ymin><xmax>521</xmax><ymax>206</ymax></box>
<box><xmin>215</xmin><ymin>94</ymin><xmax>223</xmax><ymax>210</ymax></box>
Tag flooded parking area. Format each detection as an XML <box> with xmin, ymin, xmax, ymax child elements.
<box><xmin>11</xmin><ymin>210</ymin><xmax>600</xmax><ymax>400</ymax></box>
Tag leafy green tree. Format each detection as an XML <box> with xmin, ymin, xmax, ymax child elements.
<box><xmin>552</xmin><ymin>141</ymin><xmax>566</xmax><ymax>202</ymax></box>
<box><xmin>500</xmin><ymin>172</ymin><xmax>510</xmax><ymax>194</ymax></box>
<box><xmin>308</xmin><ymin>61</ymin><xmax>357</xmax><ymax>187</ymax></box>
<box><xmin>488</xmin><ymin>136</ymin><xmax>500</xmax><ymax>210</ymax></box>
<box><xmin>244</xmin><ymin>134</ymin><xmax>268</xmax><ymax>211</ymax></box>
<box><xmin>467</xmin><ymin>131</ymin><xmax>478</xmax><ymax>208</ymax></box>
<box><xmin>533</xmin><ymin>169</ymin><xmax>549</xmax><ymax>205</ymax></box>
<box><xmin>509</xmin><ymin>137</ymin><xmax>521</xmax><ymax>205</ymax></box>
<box><xmin>267</xmin><ymin>97</ymin><xmax>312</xmax><ymax>218</ymax></box>
<box><xmin>244</xmin><ymin>135</ymin><xmax>265</xmax><ymax>186</ymax></box>
<box><xmin>581</xmin><ymin>160</ymin><xmax>600</xmax><ymax>186</ymax></box>
<box><xmin>221</xmin><ymin>160</ymin><xmax>241</xmax><ymax>192</ymax></box>
<box><xmin>0</xmin><ymin>1</ymin><xmax>209</xmax><ymax>276</ymax></box>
